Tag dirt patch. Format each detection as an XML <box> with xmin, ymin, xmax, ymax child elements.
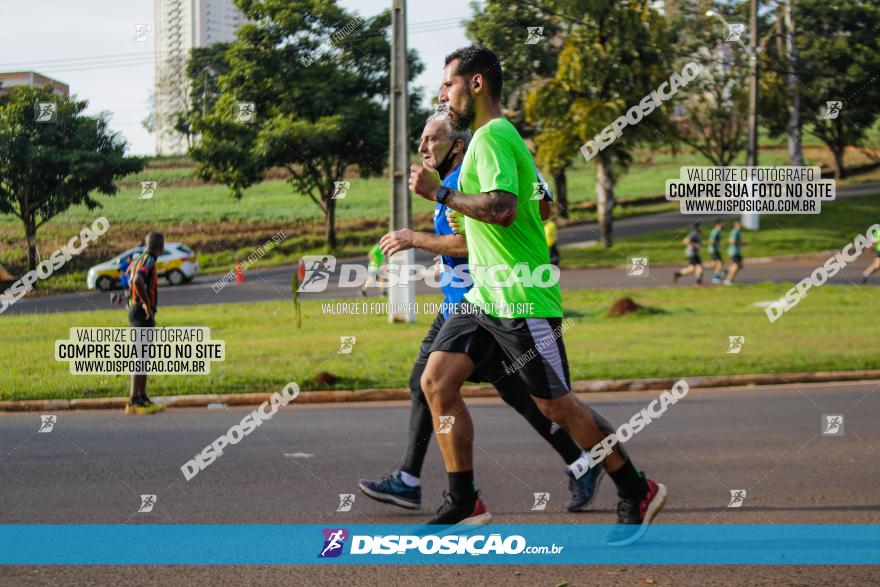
<box><xmin>608</xmin><ymin>297</ymin><xmax>642</xmax><ymax>317</ymax></box>
<box><xmin>311</xmin><ymin>371</ymin><xmax>341</xmax><ymax>389</ymax></box>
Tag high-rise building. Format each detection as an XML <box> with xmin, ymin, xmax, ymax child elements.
<box><xmin>154</xmin><ymin>0</ymin><xmax>246</xmax><ymax>155</ymax></box>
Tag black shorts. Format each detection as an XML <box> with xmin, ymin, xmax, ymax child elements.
<box><xmin>415</xmin><ymin>312</ymin><xmax>508</xmax><ymax>384</ymax></box>
<box><xmin>428</xmin><ymin>303</ymin><xmax>571</xmax><ymax>399</ymax></box>
<box><xmin>876</xmin><ymin>250</ymin><xmax>880</xmax><ymax>258</ymax></box>
<box><xmin>711</xmin><ymin>250</ymin><xmax>723</xmax><ymax>262</ymax></box>
<box><xmin>731</xmin><ymin>254</ymin><xmax>743</xmax><ymax>264</ymax></box>
<box><xmin>688</xmin><ymin>254</ymin><xmax>702</xmax><ymax>266</ymax></box>
<box><xmin>128</xmin><ymin>305</ymin><xmax>156</xmax><ymax>328</ymax></box>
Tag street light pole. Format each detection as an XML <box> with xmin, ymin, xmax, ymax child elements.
<box><xmin>743</xmin><ymin>0</ymin><xmax>761</xmax><ymax>229</ymax></box>
<box><xmin>388</xmin><ymin>0</ymin><xmax>415</xmax><ymax>323</ymax></box>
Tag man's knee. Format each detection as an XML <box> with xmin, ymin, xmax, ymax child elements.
<box><xmin>534</xmin><ymin>395</ymin><xmax>571</xmax><ymax>425</ymax></box>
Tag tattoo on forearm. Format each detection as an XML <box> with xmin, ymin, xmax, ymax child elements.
<box><xmin>446</xmin><ymin>190</ymin><xmax>517</xmax><ymax>227</ymax></box>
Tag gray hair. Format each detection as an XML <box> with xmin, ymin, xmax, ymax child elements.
<box><xmin>425</xmin><ymin>112</ymin><xmax>471</xmax><ymax>150</ymax></box>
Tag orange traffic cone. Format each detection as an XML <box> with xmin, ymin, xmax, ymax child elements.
<box><xmin>235</xmin><ymin>260</ymin><xmax>245</xmax><ymax>284</ymax></box>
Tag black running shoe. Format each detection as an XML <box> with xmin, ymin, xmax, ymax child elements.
<box><xmin>606</xmin><ymin>478</ymin><xmax>667</xmax><ymax>546</ymax></box>
<box><xmin>428</xmin><ymin>491</ymin><xmax>492</xmax><ymax>525</ymax></box>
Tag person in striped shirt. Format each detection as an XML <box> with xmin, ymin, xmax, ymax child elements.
<box><xmin>125</xmin><ymin>232</ymin><xmax>166</xmax><ymax>415</ymax></box>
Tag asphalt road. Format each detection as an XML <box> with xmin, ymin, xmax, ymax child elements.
<box><xmin>1</xmin><ymin>381</ymin><xmax>878</xmax><ymax>584</ymax></box>
<box><xmin>4</xmin><ymin>182</ymin><xmax>879</xmax><ymax>316</ymax></box>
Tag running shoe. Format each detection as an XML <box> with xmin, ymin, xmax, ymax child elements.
<box><xmin>606</xmin><ymin>478</ymin><xmax>667</xmax><ymax>546</ymax></box>
<box><xmin>723</xmin><ymin>279</ymin><xmax>733</xmax><ymax>286</ymax></box>
<box><xmin>124</xmin><ymin>399</ymin><xmax>166</xmax><ymax>415</ymax></box>
<box><xmin>567</xmin><ymin>466</ymin><xmax>606</xmax><ymax>512</ymax></box>
<box><xmin>428</xmin><ymin>491</ymin><xmax>492</xmax><ymax>525</ymax></box>
<box><xmin>711</xmin><ymin>275</ymin><xmax>721</xmax><ymax>285</ymax></box>
<box><xmin>358</xmin><ymin>470</ymin><xmax>421</xmax><ymax>510</ymax></box>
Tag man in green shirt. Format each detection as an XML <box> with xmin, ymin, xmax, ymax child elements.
<box><xmin>725</xmin><ymin>220</ymin><xmax>744</xmax><ymax>285</ymax></box>
<box><xmin>862</xmin><ymin>226</ymin><xmax>880</xmax><ymax>283</ymax></box>
<box><xmin>708</xmin><ymin>220</ymin><xmax>724</xmax><ymax>284</ymax></box>
<box><xmin>408</xmin><ymin>45</ymin><xmax>665</xmax><ymax>544</ymax></box>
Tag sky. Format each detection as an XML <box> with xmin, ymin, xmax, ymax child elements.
<box><xmin>0</xmin><ymin>0</ymin><xmax>474</xmax><ymax>156</ymax></box>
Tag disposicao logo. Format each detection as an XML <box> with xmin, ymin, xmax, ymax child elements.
<box><xmin>319</xmin><ymin>528</ymin><xmax>349</xmax><ymax>558</ymax></box>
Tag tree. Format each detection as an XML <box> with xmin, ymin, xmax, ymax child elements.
<box><xmin>525</xmin><ymin>0</ymin><xmax>673</xmax><ymax>246</ymax></box>
<box><xmin>668</xmin><ymin>5</ymin><xmax>750</xmax><ymax>167</ymax></box>
<box><xmin>187</xmin><ymin>0</ymin><xmax>425</xmax><ymax>249</ymax></box>
<box><xmin>0</xmin><ymin>87</ymin><xmax>143</xmax><ymax>271</ymax></box>
<box><xmin>465</xmin><ymin>1</ymin><xmax>573</xmax><ymax>215</ymax></box>
<box><xmin>763</xmin><ymin>0</ymin><xmax>880</xmax><ymax>178</ymax></box>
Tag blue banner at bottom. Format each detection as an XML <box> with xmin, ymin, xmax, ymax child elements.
<box><xmin>0</xmin><ymin>524</ymin><xmax>877</xmax><ymax>565</ymax></box>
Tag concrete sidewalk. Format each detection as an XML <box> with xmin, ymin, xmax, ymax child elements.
<box><xmin>3</xmin><ymin>369</ymin><xmax>879</xmax><ymax>412</ymax></box>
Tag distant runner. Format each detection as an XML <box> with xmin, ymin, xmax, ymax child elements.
<box><xmin>708</xmin><ymin>220</ymin><xmax>724</xmax><ymax>284</ymax></box>
<box><xmin>361</xmin><ymin>243</ymin><xmax>386</xmax><ymax>297</ymax></box>
<box><xmin>724</xmin><ymin>220</ymin><xmax>744</xmax><ymax>285</ymax></box>
<box><xmin>861</xmin><ymin>226</ymin><xmax>880</xmax><ymax>284</ymax></box>
<box><xmin>673</xmin><ymin>222</ymin><xmax>703</xmax><ymax>285</ymax></box>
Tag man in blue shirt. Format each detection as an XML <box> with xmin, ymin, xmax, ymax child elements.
<box><xmin>358</xmin><ymin>113</ymin><xmax>610</xmax><ymax>511</ymax></box>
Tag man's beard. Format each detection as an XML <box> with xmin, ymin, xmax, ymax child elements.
<box><xmin>448</xmin><ymin>94</ymin><xmax>475</xmax><ymax>131</ymax></box>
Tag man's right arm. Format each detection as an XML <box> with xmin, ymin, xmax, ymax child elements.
<box><xmin>133</xmin><ymin>274</ymin><xmax>152</xmax><ymax>317</ymax></box>
<box><xmin>380</xmin><ymin>229</ymin><xmax>467</xmax><ymax>258</ymax></box>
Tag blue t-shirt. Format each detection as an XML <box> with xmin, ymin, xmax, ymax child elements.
<box><xmin>434</xmin><ymin>164</ymin><xmax>469</xmax><ymax>317</ymax></box>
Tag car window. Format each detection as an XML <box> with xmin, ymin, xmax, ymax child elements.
<box><xmin>161</xmin><ymin>248</ymin><xmax>173</xmax><ymax>257</ymax></box>
<box><xmin>177</xmin><ymin>245</ymin><xmax>194</xmax><ymax>255</ymax></box>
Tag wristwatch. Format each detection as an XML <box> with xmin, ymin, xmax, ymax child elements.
<box><xmin>436</xmin><ymin>186</ymin><xmax>452</xmax><ymax>205</ymax></box>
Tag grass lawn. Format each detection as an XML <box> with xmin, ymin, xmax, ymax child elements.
<box><xmin>1</xmin><ymin>284</ymin><xmax>876</xmax><ymax>401</ymax></box>
<box><xmin>560</xmin><ymin>192</ymin><xmax>880</xmax><ymax>268</ymax></box>
<box><xmin>2</xmin><ymin>143</ymin><xmax>877</xmax><ymax>292</ymax></box>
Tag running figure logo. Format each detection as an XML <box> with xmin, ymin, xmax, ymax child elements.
<box><xmin>38</xmin><ymin>415</ymin><xmax>57</xmax><ymax>433</ymax></box>
<box><xmin>525</xmin><ymin>26</ymin><xmax>544</xmax><ymax>44</ymax></box>
<box><xmin>530</xmin><ymin>182</ymin><xmax>548</xmax><ymax>200</ymax></box>
<box><xmin>237</xmin><ymin>102</ymin><xmax>256</xmax><ymax>123</ymax></box>
<box><xmin>35</xmin><ymin>102</ymin><xmax>57</xmax><ymax>123</ymax></box>
<box><xmin>727</xmin><ymin>336</ymin><xmax>745</xmax><ymax>354</ymax></box>
<box><xmin>319</xmin><ymin>528</ymin><xmax>349</xmax><ymax>558</ymax></box>
<box><xmin>438</xmin><ymin>416</ymin><xmax>455</xmax><ymax>434</ymax></box>
<box><xmin>822</xmin><ymin>414</ymin><xmax>844</xmax><ymax>436</ymax></box>
<box><xmin>336</xmin><ymin>494</ymin><xmax>355</xmax><ymax>512</ymax></box>
<box><xmin>628</xmin><ymin>257</ymin><xmax>649</xmax><ymax>277</ymax></box>
<box><xmin>725</xmin><ymin>23</ymin><xmax>745</xmax><ymax>42</ymax></box>
<box><xmin>138</xmin><ymin>494</ymin><xmax>157</xmax><ymax>513</ymax></box>
<box><xmin>332</xmin><ymin>181</ymin><xmax>350</xmax><ymax>200</ymax></box>
<box><xmin>140</xmin><ymin>181</ymin><xmax>157</xmax><ymax>200</ymax></box>
<box><xmin>132</xmin><ymin>24</ymin><xmax>152</xmax><ymax>42</ymax></box>
<box><xmin>298</xmin><ymin>256</ymin><xmax>337</xmax><ymax>292</ymax></box>
<box><xmin>338</xmin><ymin>336</ymin><xmax>356</xmax><ymax>354</ymax></box>
<box><xmin>727</xmin><ymin>489</ymin><xmax>746</xmax><ymax>508</ymax></box>
<box><xmin>823</xmin><ymin>101</ymin><xmax>842</xmax><ymax>120</ymax></box>
<box><xmin>531</xmin><ymin>492</ymin><xmax>550</xmax><ymax>511</ymax></box>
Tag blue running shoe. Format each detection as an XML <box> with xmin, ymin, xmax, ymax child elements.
<box><xmin>567</xmin><ymin>465</ymin><xmax>605</xmax><ymax>511</ymax></box>
<box><xmin>358</xmin><ymin>470</ymin><xmax>421</xmax><ymax>510</ymax></box>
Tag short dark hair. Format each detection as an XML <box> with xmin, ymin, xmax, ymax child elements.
<box><xmin>146</xmin><ymin>232</ymin><xmax>164</xmax><ymax>251</ymax></box>
<box><xmin>444</xmin><ymin>45</ymin><xmax>503</xmax><ymax>101</ymax></box>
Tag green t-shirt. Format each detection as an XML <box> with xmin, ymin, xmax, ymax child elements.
<box><xmin>873</xmin><ymin>228</ymin><xmax>880</xmax><ymax>252</ymax></box>
<box><xmin>728</xmin><ymin>228</ymin><xmax>742</xmax><ymax>257</ymax></box>
<box><xmin>368</xmin><ymin>244</ymin><xmax>383</xmax><ymax>268</ymax></box>
<box><xmin>709</xmin><ymin>226</ymin><xmax>722</xmax><ymax>253</ymax></box>
<box><xmin>459</xmin><ymin>118</ymin><xmax>562</xmax><ymax>318</ymax></box>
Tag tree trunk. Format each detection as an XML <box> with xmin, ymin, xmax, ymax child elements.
<box><xmin>595</xmin><ymin>150</ymin><xmax>615</xmax><ymax>248</ymax></box>
<box><xmin>25</xmin><ymin>215</ymin><xmax>38</xmax><ymax>272</ymax></box>
<box><xmin>552</xmin><ymin>168</ymin><xmax>569</xmax><ymax>219</ymax></box>
<box><xmin>830</xmin><ymin>145</ymin><xmax>846</xmax><ymax>179</ymax></box>
<box><xmin>325</xmin><ymin>195</ymin><xmax>338</xmax><ymax>250</ymax></box>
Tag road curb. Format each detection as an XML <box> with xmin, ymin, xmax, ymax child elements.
<box><xmin>2</xmin><ymin>370</ymin><xmax>879</xmax><ymax>412</ymax></box>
